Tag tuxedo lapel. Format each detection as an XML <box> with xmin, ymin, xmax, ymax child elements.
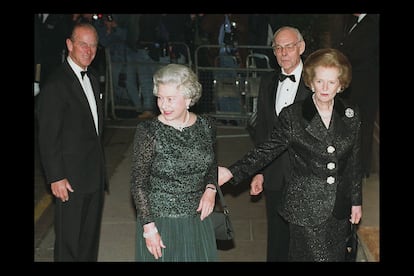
<box><xmin>63</xmin><ymin>63</ymin><xmax>91</xmax><ymax>111</ymax></box>
<box><xmin>63</xmin><ymin>62</ymin><xmax>99</xmax><ymax>135</ymax></box>
<box><xmin>89</xmin><ymin>73</ymin><xmax>104</xmax><ymax>135</ymax></box>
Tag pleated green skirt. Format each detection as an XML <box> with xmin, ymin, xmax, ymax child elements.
<box><xmin>136</xmin><ymin>215</ymin><xmax>218</xmax><ymax>262</ymax></box>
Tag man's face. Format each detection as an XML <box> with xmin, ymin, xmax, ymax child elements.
<box><xmin>273</xmin><ymin>29</ymin><xmax>305</xmax><ymax>74</ymax></box>
<box><xmin>66</xmin><ymin>26</ymin><xmax>98</xmax><ymax>69</ymax></box>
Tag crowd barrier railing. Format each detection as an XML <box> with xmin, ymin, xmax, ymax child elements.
<box><xmin>194</xmin><ymin>44</ymin><xmax>274</xmax><ymax>126</ymax></box>
<box><xmin>104</xmin><ymin>42</ymin><xmax>192</xmax><ymax>120</ymax></box>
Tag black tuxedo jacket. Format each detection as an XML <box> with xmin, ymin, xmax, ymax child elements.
<box><xmin>252</xmin><ymin>70</ymin><xmax>311</xmax><ymax>191</ymax></box>
<box><xmin>231</xmin><ymin>95</ymin><xmax>362</xmax><ymax>226</ymax></box>
<box><xmin>37</xmin><ymin>59</ymin><xmax>108</xmax><ymax>193</ymax></box>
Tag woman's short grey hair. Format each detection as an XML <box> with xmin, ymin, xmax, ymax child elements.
<box><xmin>153</xmin><ymin>64</ymin><xmax>202</xmax><ymax>107</ymax></box>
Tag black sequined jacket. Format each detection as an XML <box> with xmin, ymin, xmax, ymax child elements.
<box><xmin>229</xmin><ymin>94</ymin><xmax>363</xmax><ymax>227</ymax></box>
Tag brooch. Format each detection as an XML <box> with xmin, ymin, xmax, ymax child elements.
<box><xmin>345</xmin><ymin>108</ymin><xmax>354</xmax><ymax>118</ymax></box>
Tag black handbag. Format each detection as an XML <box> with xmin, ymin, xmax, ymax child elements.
<box><xmin>345</xmin><ymin>223</ymin><xmax>359</xmax><ymax>262</ymax></box>
<box><xmin>210</xmin><ymin>184</ymin><xmax>234</xmax><ymax>240</ymax></box>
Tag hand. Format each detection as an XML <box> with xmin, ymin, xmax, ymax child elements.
<box><xmin>144</xmin><ymin>223</ymin><xmax>166</xmax><ymax>259</ymax></box>
<box><xmin>51</xmin><ymin>179</ymin><xmax>74</xmax><ymax>202</ymax></box>
<box><xmin>145</xmin><ymin>233</ymin><xmax>166</xmax><ymax>259</ymax></box>
<box><xmin>218</xmin><ymin>166</ymin><xmax>233</xmax><ymax>186</ymax></box>
<box><xmin>350</xmin><ymin>205</ymin><xmax>362</xmax><ymax>224</ymax></box>
<box><xmin>250</xmin><ymin>174</ymin><xmax>264</xmax><ymax>195</ymax></box>
<box><xmin>197</xmin><ymin>185</ymin><xmax>216</xmax><ymax>220</ymax></box>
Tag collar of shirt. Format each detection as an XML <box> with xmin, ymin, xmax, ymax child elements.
<box><xmin>276</xmin><ymin>60</ymin><xmax>303</xmax><ymax>115</ymax></box>
<box><xmin>67</xmin><ymin>56</ymin><xmax>89</xmax><ymax>82</ymax></box>
<box><xmin>280</xmin><ymin>60</ymin><xmax>303</xmax><ymax>84</ymax></box>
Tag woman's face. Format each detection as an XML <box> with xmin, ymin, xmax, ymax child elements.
<box><xmin>311</xmin><ymin>66</ymin><xmax>342</xmax><ymax>103</ymax></box>
<box><xmin>157</xmin><ymin>83</ymin><xmax>191</xmax><ymax>122</ymax></box>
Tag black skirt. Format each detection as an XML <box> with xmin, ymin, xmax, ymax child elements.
<box><xmin>289</xmin><ymin>215</ymin><xmax>349</xmax><ymax>262</ymax></box>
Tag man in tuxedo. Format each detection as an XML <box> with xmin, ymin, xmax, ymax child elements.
<box><xmin>37</xmin><ymin>22</ymin><xmax>108</xmax><ymax>261</ymax></box>
<box><xmin>336</xmin><ymin>14</ymin><xmax>379</xmax><ymax>177</ymax></box>
<box><xmin>249</xmin><ymin>26</ymin><xmax>311</xmax><ymax>261</ymax></box>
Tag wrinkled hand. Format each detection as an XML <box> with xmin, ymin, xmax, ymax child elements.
<box><xmin>145</xmin><ymin>233</ymin><xmax>166</xmax><ymax>260</ymax></box>
<box><xmin>197</xmin><ymin>186</ymin><xmax>216</xmax><ymax>220</ymax></box>
<box><xmin>250</xmin><ymin>174</ymin><xmax>264</xmax><ymax>195</ymax></box>
<box><xmin>218</xmin><ymin>166</ymin><xmax>233</xmax><ymax>186</ymax></box>
<box><xmin>51</xmin><ymin>179</ymin><xmax>74</xmax><ymax>202</ymax></box>
<box><xmin>350</xmin><ymin>205</ymin><xmax>362</xmax><ymax>224</ymax></box>
<box><xmin>144</xmin><ymin>223</ymin><xmax>166</xmax><ymax>260</ymax></box>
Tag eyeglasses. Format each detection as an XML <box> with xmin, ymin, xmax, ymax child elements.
<box><xmin>72</xmin><ymin>40</ymin><xmax>98</xmax><ymax>50</ymax></box>
<box><xmin>273</xmin><ymin>40</ymin><xmax>301</xmax><ymax>54</ymax></box>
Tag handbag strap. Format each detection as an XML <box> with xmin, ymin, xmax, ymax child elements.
<box><xmin>216</xmin><ymin>184</ymin><xmax>230</xmax><ymax>215</ymax></box>
<box><xmin>351</xmin><ymin>223</ymin><xmax>358</xmax><ymax>237</ymax></box>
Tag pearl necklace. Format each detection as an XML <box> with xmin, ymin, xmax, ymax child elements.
<box><xmin>175</xmin><ymin>110</ymin><xmax>190</xmax><ymax>132</ymax></box>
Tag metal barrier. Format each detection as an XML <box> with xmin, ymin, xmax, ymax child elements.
<box><xmin>245</xmin><ymin>52</ymin><xmax>271</xmax><ymax>114</ymax></box>
<box><xmin>104</xmin><ymin>42</ymin><xmax>192</xmax><ymax>120</ymax></box>
<box><xmin>194</xmin><ymin>44</ymin><xmax>274</xmax><ymax>125</ymax></box>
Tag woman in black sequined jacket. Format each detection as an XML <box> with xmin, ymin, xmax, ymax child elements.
<box><xmin>219</xmin><ymin>48</ymin><xmax>363</xmax><ymax>261</ymax></box>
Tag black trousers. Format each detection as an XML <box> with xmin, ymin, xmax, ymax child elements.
<box><xmin>264</xmin><ymin>189</ymin><xmax>290</xmax><ymax>262</ymax></box>
<box><xmin>54</xmin><ymin>189</ymin><xmax>104</xmax><ymax>262</ymax></box>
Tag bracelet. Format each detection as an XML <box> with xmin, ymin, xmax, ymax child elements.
<box><xmin>205</xmin><ymin>185</ymin><xmax>217</xmax><ymax>192</ymax></box>
<box><xmin>143</xmin><ymin>227</ymin><xmax>158</xmax><ymax>238</ymax></box>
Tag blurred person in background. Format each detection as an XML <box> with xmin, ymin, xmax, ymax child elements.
<box><xmin>334</xmin><ymin>14</ymin><xmax>379</xmax><ymax>178</ymax></box>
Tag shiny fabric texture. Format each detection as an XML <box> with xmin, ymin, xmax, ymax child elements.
<box><xmin>131</xmin><ymin>115</ymin><xmax>218</xmax><ymax>261</ymax></box>
<box><xmin>229</xmin><ymin>94</ymin><xmax>363</xmax><ymax>227</ymax></box>
<box><xmin>289</xmin><ymin>215</ymin><xmax>349</xmax><ymax>261</ymax></box>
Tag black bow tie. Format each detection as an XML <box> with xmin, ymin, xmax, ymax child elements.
<box><xmin>279</xmin><ymin>73</ymin><xmax>296</xmax><ymax>82</ymax></box>
<box><xmin>81</xmin><ymin>70</ymin><xmax>89</xmax><ymax>79</ymax></box>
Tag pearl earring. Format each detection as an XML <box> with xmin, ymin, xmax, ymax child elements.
<box><xmin>311</xmin><ymin>87</ymin><xmax>315</xmax><ymax>92</ymax></box>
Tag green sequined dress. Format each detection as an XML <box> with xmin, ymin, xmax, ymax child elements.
<box><xmin>131</xmin><ymin>115</ymin><xmax>218</xmax><ymax>262</ymax></box>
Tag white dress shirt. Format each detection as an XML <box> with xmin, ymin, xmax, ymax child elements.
<box><xmin>275</xmin><ymin>61</ymin><xmax>303</xmax><ymax>116</ymax></box>
<box><xmin>67</xmin><ymin>57</ymin><xmax>99</xmax><ymax>135</ymax></box>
